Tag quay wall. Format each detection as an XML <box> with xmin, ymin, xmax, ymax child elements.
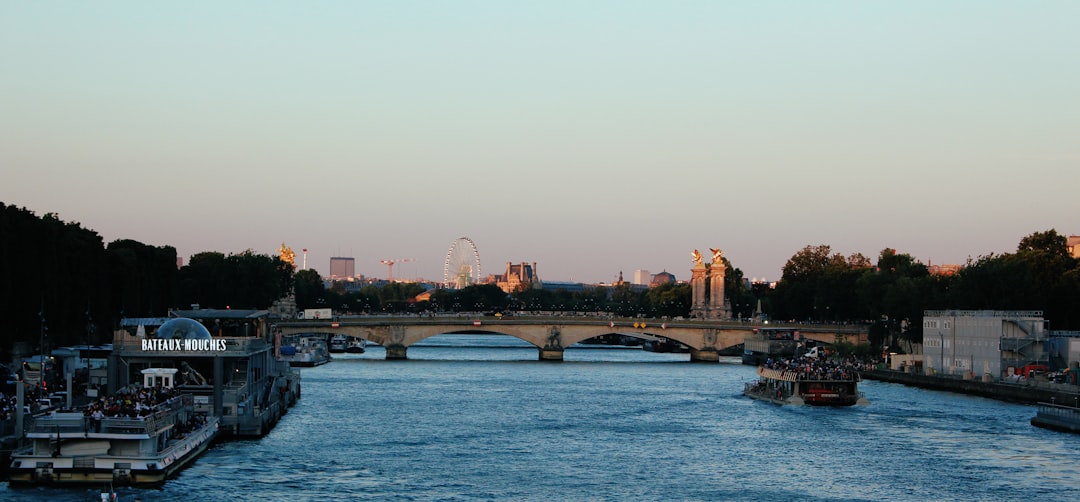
<box><xmin>864</xmin><ymin>369</ymin><xmax>1080</xmax><ymax>406</ymax></box>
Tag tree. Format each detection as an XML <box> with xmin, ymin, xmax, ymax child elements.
<box><xmin>293</xmin><ymin>269</ymin><xmax>327</xmax><ymax>310</ymax></box>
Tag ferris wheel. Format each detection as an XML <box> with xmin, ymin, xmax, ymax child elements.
<box><xmin>443</xmin><ymin>237</ymin><xmax>482</xmax><ymax>289</ymax></box>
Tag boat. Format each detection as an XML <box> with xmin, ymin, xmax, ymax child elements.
<box><xmin>113</xmin><ymin>311</ymin><xmax>300</xmax><ymax>438</ymax></box>
<box><xmin>278</xmin><ymin>334</ymin><xmax>331</xmax><ymax>367</ymax></box>
<box><xmin>1030</xmin><ymin>401</ymin><xmax>1080</xmax><ymax>433</ymax></box>
<box><xmin>345</xmin><ymin>337</ymin><xmax>366</xmax><ymax>354</ymax></box>
<box><xmin>743</xmin><ymin>365</ymin><xmax>869</xmax><ymax>406</ymax></box>
<box><xmin>328</xmin><ymin>334</ymin><xmax>347</xmax><ymax>353</ymax></box>
<box><xmin>741</xmin><ymin>327</ymin><xmax>800</xmax><ymax>365</ymax></box>
<box><xmin>8</xmin><ymin>372</ymin><xmax>219</xmax><ymax>485</ymax></box>
<box><xmin>642</xmin><ymin>338</ymin><xmax>689</xmax><ymax>353</ymax></box>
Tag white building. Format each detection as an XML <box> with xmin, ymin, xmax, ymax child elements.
<box><xmin>633</xmin><ymin>269</ymin><xmax>651</xmax><ymax>286</ymax></box>
<box><xmin>922</xmin><ymin>310</ymin><xmax>1047</xmax><ymax>379</ymax></box>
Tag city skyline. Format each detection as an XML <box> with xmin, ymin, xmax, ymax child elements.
<box><xmin>4</xmin><ymin>2</ymin><xmax>1077</xmax><ymax>283</ymax></box>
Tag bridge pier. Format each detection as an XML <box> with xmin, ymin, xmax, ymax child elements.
<box><xmin>689</xmin><ymin>348</ymin><xmax>719</xmax><ymax>363</ymax></box>
<box><xmin>539</xmin><ymin>349</ymin><xmax>564</xmax><ymax>361</ymax></box>
<box><xmin>385</xmin><ymin>345</ymin><xmax>408</xmax><ymax>360</ymax></box>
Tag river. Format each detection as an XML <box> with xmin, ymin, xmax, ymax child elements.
<box><xmin>5</xmin><ymin>334</ymin><xmax>1079</xmax><ymax>501</ymax></box>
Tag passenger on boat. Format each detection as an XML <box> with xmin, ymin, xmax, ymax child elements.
<box><xmin>763</xmin><ymin>354</ymin><xmax>869</xmax><ymax>381</ymax></box>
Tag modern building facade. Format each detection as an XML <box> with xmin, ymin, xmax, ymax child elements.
<box><xmin>923</xmin><ymin>310</ymin><xmax>1047</xmax><ymax>379</ymax></box>
<box><xmin>330</xmin><ymin>257</ymin><xmax>355</xmax><ymax>279</ymax></box>
<box><xmin>633</xmin><ymin>270</ymin><xmax>651</xmax><ymax>286</ymax></box>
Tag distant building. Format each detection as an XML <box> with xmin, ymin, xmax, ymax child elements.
<box><xmin>923</xmin><ymin>310</ymin><xmax>1047</xmax><ymax>379</ymax></box>
<box><xmin>650</xmin><ymin>271</ymin><xmax>675</xmax><ymax>287</ymax></box>
<box><xmin>1068</xmin><ymin>235</ymin><xmax>1080</xmax><ymax>259</ymax></box>
<box><xmin>538</xmin><ymin>281</ymin><xmax>587</xmax><ymax>294</ymax></box>
<box><xmin>633</xmin><ymin>270</ymin><xmax>651</xmax><ymax>286</ymax></box>
<box><xmin>330</xmin><ymin>257</ymin><xmax>355</xmax><ymax>279</ymax></box>
<box><xmin>494</xmin><ymin>262</ymin><xmax>537</xmax><ymax>293</ymax></box>
<box><xmin>927</xmin><ymin>261</ymin><xmax>962</xmax><ymax>276</ymax></box>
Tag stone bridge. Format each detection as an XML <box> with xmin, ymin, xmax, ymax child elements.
<box><xmin>274</xmin><ymin>316</ymin><xmax>868</xmax><ymax>362</ymax></box>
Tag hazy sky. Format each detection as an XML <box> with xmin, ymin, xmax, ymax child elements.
<box><xmin>3</xmin><ymin>2</ymin><xmax>1077</xmax><ymax>284</ymax></box>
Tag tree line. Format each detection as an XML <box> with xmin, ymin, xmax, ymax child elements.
<box><xmin>769</xmin><ymin>230</ymin><xmax>1080</xmax><ymax>349</ymax></box>
<box><xmin>3</xmin><ymin>202</ymin><xmax>1077</xmax><ymax>359</ymax></box>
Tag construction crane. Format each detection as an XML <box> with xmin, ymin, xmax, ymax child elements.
<box><xmin>380</xmin><ymin>258</ymin><xmax>414</xmax><ymax>282</ymax></box>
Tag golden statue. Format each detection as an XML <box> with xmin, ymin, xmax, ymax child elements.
<box><xmin>279</xmin><ymin>243</ymin><xmax>296</xmax><ymax>270</ymax></box>
<box><xmin>691</xmin><ymin>249</ymin><xmax>703</xmax><ymax>266</ymax></box>
<box><xmin>710</xmin><ymin>248</ymin><xmax>724</xmax><ymax>264</ymax></box>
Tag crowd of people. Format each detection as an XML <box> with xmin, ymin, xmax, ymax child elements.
<box><xmin>763</xmin><ymin>353</ymin><xmax>870</xmax><ymax>381</ymax></box>
<box><xmin>84</xmin><ymin>385</ymin><xmax>186</xmax><ymax>424</ymax></box>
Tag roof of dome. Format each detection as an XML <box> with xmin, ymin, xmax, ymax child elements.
<box><xmin>156</xmin><ymin>318</ymin><xmax>212</xmax><ymax>340</ymax></box>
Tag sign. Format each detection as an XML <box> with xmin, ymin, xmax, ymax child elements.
<box><xmin>331</xmin><ymin>322</ymin><xmax>340</xmax><ymax>328</ymax></box>
<box><xmin>473</xmin><ymin>320</ymin><xmax>482</xmax><ymax>326</ymax></box>
<box><xmin>141</xmin><ymin>338</ymin><xmax>227</xmax><ymax>351</ymax></box>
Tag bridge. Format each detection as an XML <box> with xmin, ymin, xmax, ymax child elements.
<box><xmin>274</xmin><ymin>315</ymin><xmax>868</xmax><ymax>362</ymax></box>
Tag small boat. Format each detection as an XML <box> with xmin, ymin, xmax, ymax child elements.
<box><xmin>8</xmin><ymin>391</ymin><xmax>219</xmax><ymax>485</ymax></box>
<box><xmin>278</xmin><ymin>334</ymin><xmax>331</xmax><ymax>367</ymax></box>
<box><xmin>328</xmin><ymin>334</ymin><xmax>347</xmax><ymax>353</ymax></box>
<box><xmin>642</xmin><ymin>338</ymin><xmax>689</xmax><ymax>353</ymax></box>
<box><xmin>1030</xmin><ymin>401</ymin><xmax>1080</xmax><ymax>433</ymax></box>
<box><xmin>345</xmin><ymin>338</ymin><xmax>366</xmax><ymax>354</ymax></box>
<box><xmin>743</xmin><ymin>365</ymin><xmax>868</xmax><ymax>406</ymax></box>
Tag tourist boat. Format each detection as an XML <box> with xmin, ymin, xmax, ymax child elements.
<box><xmin>278</xmin><ymin>334</ymin><xmax>331</xmax><ymax>367</ymax></box>
<box><xmin>1030</xmin><ymin>401</ymin><xmax>1080</xmax><ymax>433</ymax></box>
<box><xmin>8</xmin><ymin>370</ymin><xmax>219</xmax><ymax>485</ymax></box>
<box><xmin>741</xmin><ymin>328</ymin><xmax>799</xmax><ymax>365</ymax></box>
<box><xmin>345</xmin><ymin>337</ymin><xmax>366</xmax><ymax>354</ymax></box>
<box><xmin>743</xmin><ymin>365</ymin><xmax>868</xmax><ymax>406</ymax></box>
<box><xmin>112</xmin><ymin>311</ymin><xmax>301</xmax><ymax>438</ymax></box>
<box><xmin>328</xmin><ymin>334</ymin><xmax>348</xmax><ymax>353</ymax></box>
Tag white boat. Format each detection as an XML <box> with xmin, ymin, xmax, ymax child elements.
<box><xmin>345</xmin><ymin>337</ymin><xmax>366</xmax><ymax>354</ymax></box>
<box><xmin>328</xmin><ymin>334</ymin><xmax>348</xmax><ymax>353</ymax></box>
<box><xmin>278</xmin><ymin>334</ymin><xmax>331</xmax><ymax>367</ymax></box>
<box><xmin>8</xmin><ymin>381</ymin><xmax>219</xmax><ymax>485</ymax></box>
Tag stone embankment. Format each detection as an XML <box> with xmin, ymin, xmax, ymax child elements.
<box><xmin>863</xmin><ymin>369</ymin><xmax>1080</xmax><ymax>406</ymax></box>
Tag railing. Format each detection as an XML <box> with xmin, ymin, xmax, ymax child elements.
<box><xmin>1035</xmin><ymin>402</ymin><xmax>1080</xmax><ymax>422</ymax></box>
<box><xmin>27</xmin><ymin>395</ymin><xmax>193</xmax><ymax>436</ymax></box>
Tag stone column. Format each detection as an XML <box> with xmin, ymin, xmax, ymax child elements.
<box><xmin>385</xmin><ymin>345</ymin><xmax>408</xmax><ymax>360</ymax></box>
<box><xmin>540</xmin><ymin>326</ymin><xmax>564</xmax><ymax>360</ymax></box>
<box><xmin>691</xmin><ymin>328</ymin><xmax>720</xmax><ymax>362</ymax></box>
<box><xmin>708</xmin><ymin>262</ymin><xmax>728</xmax><ymax>319</ymax></box>
<box><xmin>690</xmin><ymin>265</ymin><xmax>708</xmax><ymax>318</ymax></box>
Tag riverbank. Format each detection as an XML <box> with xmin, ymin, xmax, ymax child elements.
<box><xmin>863</xmin><ymin>368</ymin><xmax>1080</xmax><ymax>406</ymax></box>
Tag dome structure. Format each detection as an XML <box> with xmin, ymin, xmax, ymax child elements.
<box><xmin>156</xmin><ymin>318</ymin><xmax>213</xmax><ymax>340</ymax></box>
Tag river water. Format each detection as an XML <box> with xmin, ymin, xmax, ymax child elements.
<box><xmin>5</xmin><ymin>334</ymin><xmax>1079</xmax><ymax>501</ymax></box>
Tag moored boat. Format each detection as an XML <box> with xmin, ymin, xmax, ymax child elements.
<box><xmin>278</xmin><ymin>334</ymin><xmax>331</xmax><ymax>367</ymax></box>
<box><xmin>744</xmin><ymin>365</ymin><xmax>868</xmax><ymax>406</ymax></box>
<box><xmin>328</xmin><ymin>334</ymin><xmax>347</xmax><ymax>353</ymax></box>
<box><xmin>113</xmin><ymin>311</ymin><xmax>300</xmax><ymax>438</ymax></box>
<box><xmin>1030</xmin><ymin>401</ymin><xmax>1080</xmax><ymax>433</ymax></box>
<box><xmin>8</xmin><ymin>389</ymin><xmax>218</xmax><ymax>485</ymax></box>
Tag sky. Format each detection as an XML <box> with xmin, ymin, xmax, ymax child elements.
<box><xmin>3</xmin><ymin>2</ymin><xmax>1078</xmax><ymax>284</ymax></box>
